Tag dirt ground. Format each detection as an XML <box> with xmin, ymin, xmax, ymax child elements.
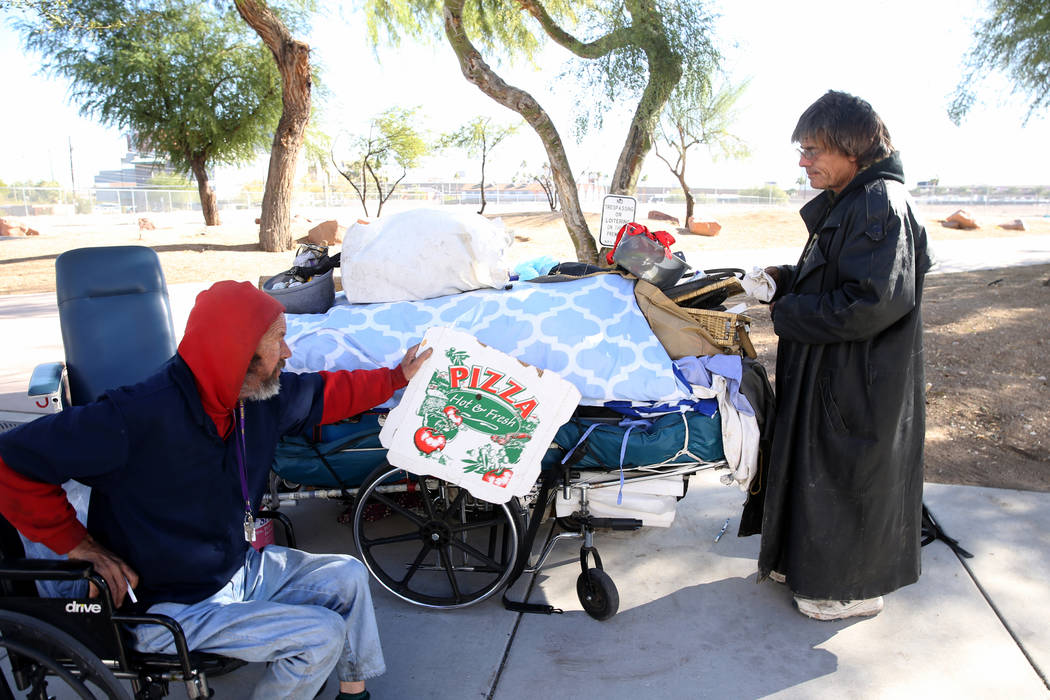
<box><xmin>743</xmin><ymin>262</ymin><xmax>1050</xmax><ymax>493</ymax></box>
<box><xmin>2</xmin><ymin>206</ymin><xmax>1048</xmax><ymax>492</ymax></box>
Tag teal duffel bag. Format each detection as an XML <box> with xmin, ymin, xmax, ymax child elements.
<box><xmin>544</xmin><ymin>410</ymin><xmax>724</xmax><ymax>471</ymax></box>
<box><xmin>272</xmin><ymin>413</ymin><xmax>388</xmax><ymax>488</ymax></box>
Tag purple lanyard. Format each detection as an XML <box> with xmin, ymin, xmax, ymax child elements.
<box><xmin>235</xmin><ymin>401</ymin><xmax>253</xmax><ymax>518</ymax></box>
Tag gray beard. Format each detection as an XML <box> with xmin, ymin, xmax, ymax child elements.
<box><xmin>241</xmin><ymin>373</ymin><xmax>281</xmax><ymax>402</ymax></box>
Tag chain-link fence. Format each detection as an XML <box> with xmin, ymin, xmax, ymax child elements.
<box><xmin>0</xmin><ymin>186</ymin><xmax>207</xmax><ymax>217</ymax></box>
<box><xmin>0</xmin><ymin>185</ymin><xmax>559</xmax><ymax>218</ymax></box>
<box><xmin>3</xmin><ymin>184</ymin><xmax>1048</xmax><ymax>220</ymax></box>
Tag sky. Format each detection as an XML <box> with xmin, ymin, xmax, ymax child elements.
<box><xmin>2</xmin><ymin>0</ymin><xmax>1049</xmax><ymax>192</ymax></box>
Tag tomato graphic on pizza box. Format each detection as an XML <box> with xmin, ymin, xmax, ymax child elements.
<box><xmin>380</xmin><ymin>327</ymin><xmax>581</xmax><ymax>503</ymax></box>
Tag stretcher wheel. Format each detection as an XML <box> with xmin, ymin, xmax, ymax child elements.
<box><xmin>351</xmin><ymin>464</ymin><xmax>523</xmax><ymax>609</ymax></box>
<box><xmin>0</xmin><ymin>609</ymin><xmax>129</xmax><ymax>699</ymax></box>
<box><xmin>576</xmin><ymin>568</ymin><xmax>619</xmax><ymax>621</ymax></box>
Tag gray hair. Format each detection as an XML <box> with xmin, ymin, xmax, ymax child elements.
<box><xmin>792</xmin><ymin>90</ymin><xmax>893</xmax><ymax>170</ymax></box>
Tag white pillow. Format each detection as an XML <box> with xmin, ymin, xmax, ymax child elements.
<box><xmin>340</xmin><ymin>208</ymin><xmax>513</xmax><ymax>303</ymax></box>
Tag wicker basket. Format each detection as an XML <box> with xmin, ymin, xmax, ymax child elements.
<box><xmin>667</xmin><ymin>276</ymin><xmax>744</xmax><ymax>306</ymax></box>
<box><xmin>684</xmin><ymin>307</ymin><xmax>757</xmax><ymax>358</ymax></box>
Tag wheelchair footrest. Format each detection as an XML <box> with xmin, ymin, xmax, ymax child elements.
<box><xmin>585</xmin><ymin>517</ymin><xmax>643</xmax><ymax>531</ymax></box>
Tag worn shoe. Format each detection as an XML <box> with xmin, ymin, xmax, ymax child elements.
<box><xmin>768</xmin><ymin>570</ymin><xmax>786</xmax><ymax>584</ymax></box>
<box><xmin>794</xmin><ymin>595</ymin><xmax>884</xmax><ymax>621</ymax></box>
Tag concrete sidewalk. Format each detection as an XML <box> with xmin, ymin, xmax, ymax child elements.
<box><xmin>206</xmin><ymin>475</ymin><xmax>1050</xmax><ymax>699</ymax></box>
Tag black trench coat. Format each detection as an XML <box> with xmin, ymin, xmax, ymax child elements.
<box><xmin>755</xmin><ymin>152</ymin><xmax>933</xmax><ymax>600</ymax></box>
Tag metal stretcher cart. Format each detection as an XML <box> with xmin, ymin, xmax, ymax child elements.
<box><xmin>267</xmin><ymin>408</ymin><xmax>729</xmax><ymax>621</ymax></box>
<box><xmin>267</xmin><ymin>269</ymin><xmax>759</xmax><ymax>620</ymax></box>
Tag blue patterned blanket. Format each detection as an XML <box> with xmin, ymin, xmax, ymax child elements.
<box><xmin>284</xmin><ymin>274</ymin><xmax>694</xmax><ymax>408</ymax></box>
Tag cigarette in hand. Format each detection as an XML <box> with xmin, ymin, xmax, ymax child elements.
<box><xmin>125</xmin><ymin>577</ymin><xmax>138</xmax><ymax>604</ymax></box>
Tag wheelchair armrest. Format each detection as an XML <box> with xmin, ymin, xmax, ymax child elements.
<box><xmin>0</xmin><ymin>557</ymin><xmax>93</xmax><ymax>581</ymax></box>
<box><xmin>28</xmin><ymin>361</ymin><xmax>67</xmax><ymax>413</ymax></box>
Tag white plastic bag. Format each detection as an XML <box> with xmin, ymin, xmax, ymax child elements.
<box><xmin>340</xmin><ymin>208</ymin><xmax>513</xmax><ymax>302</ymax></box>
<box><xmin>380</xmin><ymin>327</ymin><xmax>580</xmax><ymax>503</ymax></box>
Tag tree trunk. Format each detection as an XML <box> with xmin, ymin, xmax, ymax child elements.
<box><xmin>517</xmin><ymin>0</ymin><xmax>683</xmax><ymax>199</ymax></box>
<box><xmin>678</xmin><ymin>172</ymin><xmax>694</xmax><ymax>222</ymax></box>
<box><xmin>235</xmin><ymin>0</ymin><xmax>311</xmax><ymax>252</ymax></box>
<box><xmin>535</xmin><ymin>176</ymin><xmax>555</xmax><ymax>211</ymax></box>
<box><xmin>354</xmin><ymin>159</ymin><xmax>370</xmax><ymax>217</ymax></box>
<box><xmin>609</xmin><ymin>53</ymin><xmax>681</xmax><ymax>195</ymax></box>
<box><xmin>608</xmin><ymin>0</ymin><xmax>682</xmax><ymax>195</ymax></box>
<box><xmin>190</xmin><ymin>157</ymin><xmax>220</xmax><ymax>226</ymax></box>
<box><xmin>478</xmin><ymin>145</ymin><xmax>488</xmax><ymax>214</ymax></box>
<box><xmin>674</xmin><ymin>144</ymin><xmax>693</xmax><ymax>221</ymax></box>
<box><xmin>443</xmin><ymin>0</ymin><xmax>597</xmax><ymax>263</ymax></box>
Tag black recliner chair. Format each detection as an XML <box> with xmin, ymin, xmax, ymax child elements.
<box><xmin>2</xmin><ymin>246</ymin><xmax>292</xmax><ymax>699</ymax></box>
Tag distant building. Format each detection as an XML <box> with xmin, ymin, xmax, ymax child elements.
<box><xmin>93</xmin><ymin>135</ymin><xmax>175</xmax><ymax>187</ymax></box>
<box><xmin>92</xmin><ymin>135</ymin><xmax>180</xmax><ymax>211</ymax></box>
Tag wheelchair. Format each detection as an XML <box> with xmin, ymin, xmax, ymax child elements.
<box><xmin>0</xmin><ymin>510</ymin><xmax>248</xmax><ymax>699</ymax></box>
<box><xmin>1</xmin><ymin>245</ymin><xmax>292</xmax><ymax>698</ymax></box>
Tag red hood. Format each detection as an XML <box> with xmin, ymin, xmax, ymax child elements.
<box><xmin>178</xmin><ymin>281</ymin><xmax>284</xmax><ymax>436</ymax></box>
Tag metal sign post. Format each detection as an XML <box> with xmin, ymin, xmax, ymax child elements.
<box><xmin>598</xmin><ymin>195</ymin><xmax>638</xmax><ymax>247</ymax></box>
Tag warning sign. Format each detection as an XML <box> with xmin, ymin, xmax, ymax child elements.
<box><xmin>598</xmin><ymin>195</ymin><xmax>638</xmax><ymax>247</ymax></box>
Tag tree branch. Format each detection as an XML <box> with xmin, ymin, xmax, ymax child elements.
<box><xmin>515</xmin><ymin>0</ymin><xmax>631</xmax><ymax>58</ymax></box>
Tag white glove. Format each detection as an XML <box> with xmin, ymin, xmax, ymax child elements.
<box><xmin>740</xmin><ymin>266</ymin><xmax>776</xmax><ymax>302</ymax></box>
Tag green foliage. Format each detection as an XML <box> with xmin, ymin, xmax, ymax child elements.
<box><xmin>654</xmin><ymin>75</ymin><xmax>748</xmax><ymax>218</ymax></box>
<box><xmin>371</xmin><ymin>106</ymin><xmax>429</xmax><ymax>169</ymax></box>
<box><xmin>739</xmin><ymin>184</ymin><xmax>788</xmax><ymax>204</ymax></box>
<box><xmin>363</xmin><ymin>0</ymin><xmax>556</xmax><ymax>62</ymax></box>
<box><xmin>506</xmin><ymin>0</ymin><xmax>721</xmax><ymax>193</ymax></box>
<box><xmin>660</xmin><ymin>76</ymin><xmax>750</xmax><ymax>161</ymax></box>
<box><xmin>0</xmin><ymin>179</ymin><xmax>62</xmax><ymax>204</ymax></box>
<box><xmin>439</xmin><ymin>117</ymin><xmax>519</xmax><ymax>156</ymax></box>
<box><xmin>148</xmin><ymin>173</ymin><xmax>194</xmax><ymax>189</ymax></box>
<box><xmin>557</xmin><ymin>0</ymin><xmax>720</xmax><ymax>137</ymax></box>
<box><xmin>302</xmin><ymin>123</ymin><xmax>334</xmax><ymax>175</ymax></box>
<box><xmin>13</xmin><ymin>0</ymin><xmax>283</xmax><ymax>175</ymax></box>
<box><xmin>148</xmin><ymin>173</ymin><xmax>197</xmax><ymax>206</ymax></box>
<box><xmin>331</xmin><ymin>106</ymin><xmax>430</xmax><ymax>216</ymax></box>
<box><xmin>1</xmin><ymin>0</ymin><xmax>123</xmax><ymax>30</ymax></box>
<box><xmin>950</xmin><ymin>0</ymin><xmax>1050</xmax><ymax>123</ymax></box>
<box><xmin>440</xmin><ymin>116</ymin><xmax>519</xmax><ymax>211</ymax></box>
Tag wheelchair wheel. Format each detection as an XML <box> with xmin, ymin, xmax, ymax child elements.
<box><xmin>0</xmin><ymin>608</ymin><xmax>129</xmax><ymax>699</ymax></box>
<box><xmin>577</xmin><ymin>568</ymin><xmax>619</xmax><ymax>621</ymax></box>
<box><xmin>352</xmin><ymin>464</ymin><xmax>523</xmax><ymax>609</ymax></box>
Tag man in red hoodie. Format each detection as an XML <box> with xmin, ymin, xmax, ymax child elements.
<box><xmin>0</xmin><ymin>280</ymin><xmax>431</xmax><ymax>700</ymax></box>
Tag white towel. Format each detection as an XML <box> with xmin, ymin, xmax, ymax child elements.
<box><xmin>740</xmin><ymin>266</ymin><xmax>776</xmax><ymax>302</ymax></box>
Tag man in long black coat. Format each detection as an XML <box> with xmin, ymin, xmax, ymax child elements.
<box><xmin>757</xmin><ymin>91</ymin><xmax>933</xmax><ymax>620</ymax></box>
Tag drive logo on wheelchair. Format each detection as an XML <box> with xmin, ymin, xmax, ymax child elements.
<box><xmin>64</xmin><ymin>601</ymin><xmax>103</xmax><ymax>614</ymax></box>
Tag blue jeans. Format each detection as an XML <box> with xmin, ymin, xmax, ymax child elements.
<box><xmin>19</xmin><ymin>480</ymin><xmax>92</xmax><ymax>599</ymax></box>
<box><xmin>131</xmin><ymin>545</ymin><xmax>385</xmax><ymax>699</ymax></box>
